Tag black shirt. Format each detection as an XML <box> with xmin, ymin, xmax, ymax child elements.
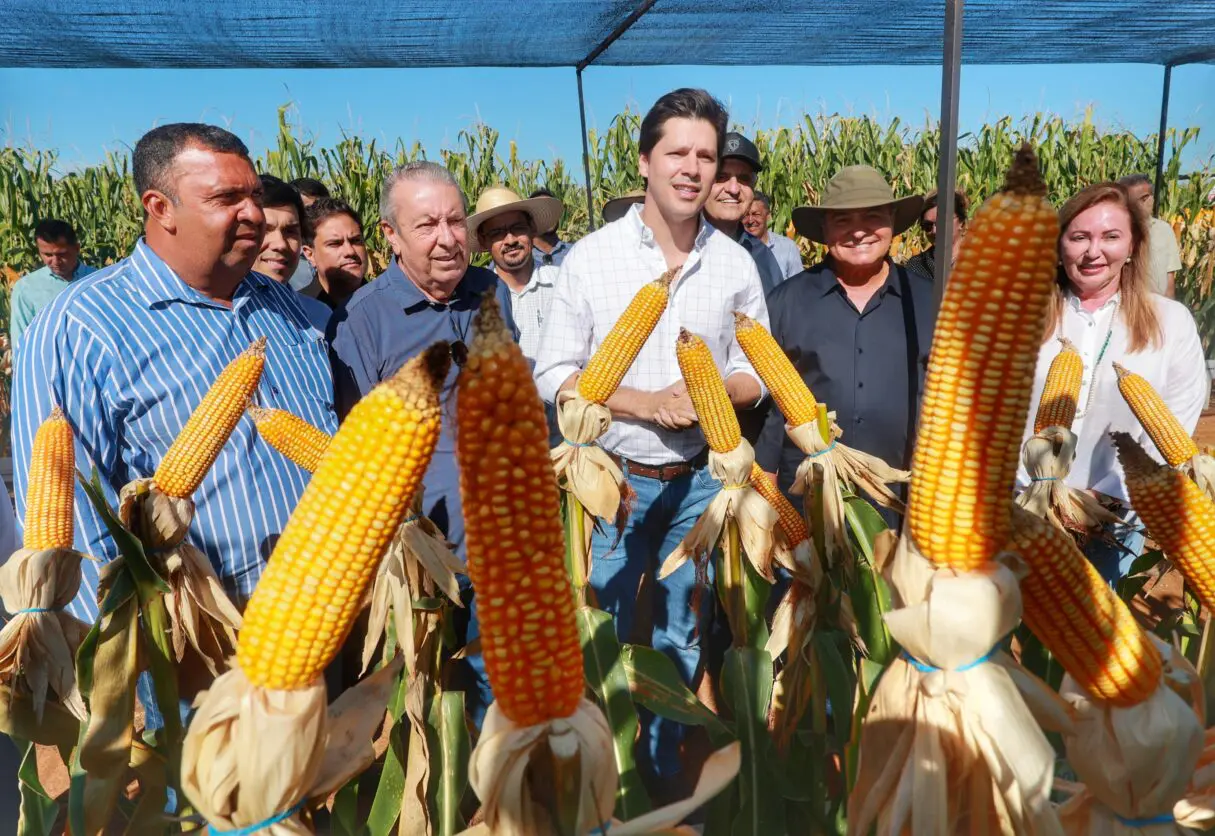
<box><xmin>753</xmin><ymin>260</ymin><xmax>937</xmax><ymax>501</ymax></box>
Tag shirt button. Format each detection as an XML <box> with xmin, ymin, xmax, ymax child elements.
<box><xmin>857</xmin><ymin>347</ymin><xmax>863</xmax><ymax>355</ymax></box>
<box><xmin>272</xmin><ymin>386</ymin><xmax>281</xmax><ymax>396</ymax></box>
<box><xmin>857</xmin><ymin>381</ymin><xmax>864</xmax><ymax>389</ymax></box>
<box><xmin>857</xmin><ymin>417</ymin><xmax>865</xmax><ymax>425</ymax></box>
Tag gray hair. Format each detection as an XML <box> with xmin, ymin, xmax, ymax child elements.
<box><xmin>379</xmin><ymin>160</ymin><xmax>468</xmax><ymax>228</ymax></box>
<box><xmin>751</xmin><ymin>190</ymin><xmax>772</xmax><ymax>211</ymax></box>
<box><xmin>1117</xmin><ymin>173</ymin><xmax>1153</xmax><ymax>192</ymax></box>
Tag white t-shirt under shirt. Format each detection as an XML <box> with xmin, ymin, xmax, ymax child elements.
<box><xmin>1016</xmin><ymin>290</ymin><xmax>1209</xmax><ymax>503</ymax></box>
<box><xmin>1145</xmin><ymin>216</ymin><xmax>1183</xmax><ymax>294</ymax></box>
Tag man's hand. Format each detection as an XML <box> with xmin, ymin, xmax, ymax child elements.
<box><xmin>650</xmin><ymin>380</ymin><xmax>699</xmax><ymax>430</ymax></box>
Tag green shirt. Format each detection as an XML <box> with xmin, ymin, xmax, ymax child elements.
<box><xmin>10</xmin><ymin>262</ymin><xmax>97</xmax><ymax>348</ymax></box>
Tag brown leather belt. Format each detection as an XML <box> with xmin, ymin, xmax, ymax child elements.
<box><xmin>607</xmin><ymin>448</ymin><xmax>708</xmax><ymax>482</ymax></box>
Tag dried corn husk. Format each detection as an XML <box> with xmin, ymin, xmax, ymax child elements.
<box><xmin>551</xmin><ymin>390</ymin><xmax>629</xmax><ymax>522</ymax></box>
<box><xmin>1016</xmin><ymin>427</ymin><xmax>1123</xmax><ymax>538</ymax></box>
<box><xmin>118</xmin><ymin>479</ymin><xmax>242</xmax><ymax>674</ymax></box>
<box><xmin>1056</xmin><ymin>638</ymin><xmax>1205</xmax><ymax>835</ymax></box>
<box><xmin>1182</xmin><ymin>453</ymin><xmax>1215</xmax><ymax>502</ymax></box>
<box><xmin>1177</xmin><ymin>728</ymin><xmax>1215</xmax><ymax>829</ymax></box>
<box><xmin>465</xmin><ymin>699</ymin><xmax>740</xmax><ymax>836</ymax></box>
<box><xmin>848</xmin><ymin>529</ymin><xmax>1067</xmax><ymax>836</ymax></box>
<box><xmin>182</xmin><ymin>656</ymin><xmax>402</xmax><ymax>834</ymax></box>
<box><xmin>361</xmin><ymin>490</ymin><xmax>465</xmax><ymax>675</ymax></box>
<box><xmin>0</xmin><ymin>547</ymin><xmax>89</xmax><ymax>720</ymax></box>
<box><xmin>659</xmin><ymin>439</ymin><xmax>778</xmax><ymax>582</ymax></box>
<box><xmin>786</xmin><ymin>420</ymin><xmax>908</xmax><ymax>566</ymax></box>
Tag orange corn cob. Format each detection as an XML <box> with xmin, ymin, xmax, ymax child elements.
<box><xmin>734</xmin><ymin>311</ymin><xmax>818</xmax><ymax>426</ymax></box>
<box><xmin>676</xmin><ymin>329</ymin><xmax>742</xmax><ymax>454</ymax></box>
<box><xmin>155</xmin><ymin>338</ymin><xmax>267</xmax><ymax>498</ymax></box>
<box><xmin>1114</xmin><ymin>432</ymin><xmax>1215</xmax><ymax>612</ymax></box>
<box><xmin>249</xmin><ymin>406</ymin><xmax>332</xmax><ymax>474</ymax></box>
<box><xmin>1009</xmin><ymin>505</ymin><xmax>1161</xmax><ymax>706</ymax></box>
<box><xmin>24</xmin><ymin>406</ymin><xmax>75</xmax><ymax>550</ymax></box>
<box><xmin>458</xmin><ymin>296</ymin><xmax>584</xmax><ymax>726</ymax></box>
<box><xmin>1033</xmin><ymin>338</ymin><xmax>1083</xmax><ymax>433</ymax></box>
<box><xmin>577</xmin><ymin>266</ymin><xmax>677</xmax><ymax>403</ymax></box>
<box><xmin>750</xmin><ymin>463</ymin><xmax>809</xmax><ymax>545</ymax></box>
<box><xmin>237</xmin><ymin>345</ymin><xmax>448</xmax><ymax>690</ymax></box>
<box><xmin>907</xmin><ymin>146</ymin><xmax>1059</xmax><ymax>571</ymax></box>
<box><xmin>1114</xmin><ymin>363</ymin><xmax>1199</xmax><ymax>466</ymax></box>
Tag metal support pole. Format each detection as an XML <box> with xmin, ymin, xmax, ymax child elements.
<box><xmin>1153</xmin><ymin>63</ymin><xmax>1173</xmax><ymax>215</ymax></box>
<box><xmin>577</xmin><ymin>68</ymin><xmax>596</xmax><ymax>231</ymax></box>
<box><xmin>933</xmin><ymin>0</ymin><xmax>964</xmax><ymax>306</ymax></box>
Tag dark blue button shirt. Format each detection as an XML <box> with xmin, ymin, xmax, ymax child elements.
<box><xmin>736</xmin><ymin>229</ymin><xmax>785</xmax><ymax>296</ymax></box>
<box><xmin>754</xmin><ymin>261</ymin><xmax>937</xmax><ymax>501</ymax></box>
<box><xmin>329</xmin><ymin>259</ymin><xmax>517</xmax><ymax>557</ymax></box>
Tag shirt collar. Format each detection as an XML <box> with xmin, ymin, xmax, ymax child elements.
<box><xmin>624</xmin><ymin>202</ymin><xmax>714</xmax><ymax>252</ymax></box>
<box><xmin>811</xmin><ymin>259</ymin><xmax>902</xmax><ymax>298</ymax></box>
<box><xmin>1065</xmin><ymin>288</ymin><xmax>1121</xmax><ymax>314</ymax></box>
<box><xmin>131</xmin><ymin>239</ymin><xmax>269</xmax><ymax>310</ymax></box>
<box><xmin>389</xmin><ymin>257</ymin><xmax>484</xmax><ymax>315</ymax></box>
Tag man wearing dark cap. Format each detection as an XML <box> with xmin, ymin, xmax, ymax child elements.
<box><xmin>755</xmin><ymin>166</ymin><xmax>936</xmax><ymax>519</ymax></box>
<box><xmin>702</xmin><ymin>131</ymin><xmax>785</xmax><ymax>295</ymax></box>
<box><xmin>529</xmin><ymin>188</ymin><xmax>574</xmax><ymax>267</ymax></box>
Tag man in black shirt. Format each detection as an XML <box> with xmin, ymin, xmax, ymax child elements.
<box><xmin>755</xmin><ymin>166</ymin><xmax>935</xmax><ymax>515</ymax></box>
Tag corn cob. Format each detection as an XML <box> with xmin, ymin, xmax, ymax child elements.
<box><xmin>237</xmin><ymin>344</ymin><xmax>448</xmax><ymax>690</ymax></box>
<box><xmin>907</xmin><ymin>145</ymin><xmax>1059</xmax><ymax>571</ymax></box>
<box><xmin>734</xmin><ymin>311</ymin><xmax>818</xmax><ymax>426</ymax></box>
<box><xmin>249</xmin><ymin>406</ymin><xmax>332</xmax><ymax>474</ymax></box>
<box><xmin>577</xmin><ymin>266</ymin><xmax>677</xmax><ymax>403</ymax></box>
<box><xmin>1114</xmin><ymin>363</ymin><xmax>1198</xmax><ymax>466</ymax></box>
<box><xmin>23</xmin><ymin>405</ymin><xmax>75</xmax><ymax>550</ymax></box>
<box><xmin>458</xmin><ymin>296</ymin><xmax>584</xmax><ymax>726</ymax></box>
<box><xmin>750</xmin><ymin>462</ymin><xmax>809</xmax><ymax>545</ymax></box>
<box><xmin>1009</xmin><ymin>505</ymin><xmax>1161</xmax><ymax>705</ymax></box>
<box><xmin>676</xmin><ymin>328</ymin><xmax>741</xmax><ymax>454</ymax></box>
<box><xmin>1033</xmin><ymin>338</ymin><xmax>1083</xmax><ymax>433</ymax></box>
<box><xmin>1114</xmin><ymin>432</ymin><xmax>1215</xmax><ymax>612</ymax></box>
<box><xmin>154</xmin><ymin>338</ymin><xmax>267</xmax><ymax>498</ymax></box>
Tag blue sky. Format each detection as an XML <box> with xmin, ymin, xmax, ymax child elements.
<box><xmin>2</xmin><ymin>63</ymin><xmax>1214</xmax><ymax>175</ymax></box>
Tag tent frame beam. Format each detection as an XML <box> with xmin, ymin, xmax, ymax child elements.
<box><xmin>933</xmin><ymin>0</ymin><xmax>964</xmax><ymax>304</ymax></box>
<box><xmin>1153</xmin><ymin>63</ymin><xmax>1174</xmax><ymax>213</ymax></box>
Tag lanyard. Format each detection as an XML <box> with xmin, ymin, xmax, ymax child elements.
<box><xmin>1075</xmin><ymin>298</ymin><xmax>1119</xmax><ymax>420</ymax></box>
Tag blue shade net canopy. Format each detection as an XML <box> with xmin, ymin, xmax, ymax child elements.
<box><xmin>3</xmin><ymin>0</ymin><xmax>1215</xmax><ymax>68</ymax></box>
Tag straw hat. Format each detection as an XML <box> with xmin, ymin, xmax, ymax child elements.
<box><xmin>791</xmin><ymin>166</ymin><xmax>924</xmax><ymax>244</ymax></box>
<box><xmin>467</xmin><ymin>186</ymin><xmax>564</xmax><ymax>252</ymax></box>
<box><xmin>602</xmin><ymin>189</ymin><xmax>646</xmax><ymax>224</ymax></box>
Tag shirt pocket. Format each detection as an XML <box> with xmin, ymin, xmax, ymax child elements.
<box><xmin>261</xmin><ymin>337</ymin><xmax>337</xmax><ymax>426</ymax></box>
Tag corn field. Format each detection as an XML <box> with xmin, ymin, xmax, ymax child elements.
<box><xmin>2</xmin><ymin>104</ymin><xmax>1213</xmax><ymax>325</ymax></box>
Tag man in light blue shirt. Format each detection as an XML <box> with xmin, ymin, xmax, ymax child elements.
<box><xmin>13</xmin><ymin>123</ymin><xmax>337</xmax><ymax>625</ymax></box>
<box><xmin>10</xmin><ymin>219</ymin><xmax>97</xmax><ymax>348</ymax></box>
<box><xmin>744</xmin><ymin>190</ymin><xmax>805</xmax><ymax>280</ymax></box>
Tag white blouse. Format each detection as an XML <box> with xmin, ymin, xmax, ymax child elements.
<box><xmin>1016</xmin><ymin>291</ymin><xmax>1209</xmax><ymax>503</ymax></box>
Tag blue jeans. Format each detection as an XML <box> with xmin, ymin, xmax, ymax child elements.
<box><xmin>1083</xmin><ymin>510</ymin><xmax>1146</xmax><ymax>585</ymax></box>
<box><xmin>589</xmin><ymin>460</ymin><xmax>719</xmax><ymax>779</ymax></box>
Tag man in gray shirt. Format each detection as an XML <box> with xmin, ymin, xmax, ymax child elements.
<box><xmin>744</xmin><ymin>190</ymin><xmax>804</xmax><ymax>279</ymax></box>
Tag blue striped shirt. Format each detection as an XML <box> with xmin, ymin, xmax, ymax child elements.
<box><xmin>12</xmin><ymin>239</ymin><xmax>338</xmax><ymax>621</ymax></box>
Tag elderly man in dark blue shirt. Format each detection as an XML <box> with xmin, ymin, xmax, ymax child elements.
<box><xmin>330</xmin><ymin>160</ymin><xmax>515</xmax><ymax>723</ymax></box>
<box><xmin>755</xmin><ymin>166</ymin><xmax>935</xmax><ymax>515</ymax></box>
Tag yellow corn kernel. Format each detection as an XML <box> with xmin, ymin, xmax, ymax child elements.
<box><xmin>458</xmin><ymin>295</ymin><xmax>584</xmax><ymax>726</ymax></box>
<box><xmin>734</xmin><ymin>311</ymin><xmax>818</xmax><ymax>427</ymax></box>
<box><xmin>1034</xmin><ymin>337</ymin><xmax>1083</xmax><ymax>433</ymax></box>
<box><xmin>676</xmin><ymin>328</ymin><xmax>741</xmax><ymax>455</ymax></box>
<box><xmin>1009</xmin><ymin>505</ymin><xmax>1161</xmax><ymax>706</ymax></box>
<box><xmin>236</xmin><ymin>344</ymin><xmax>449</xmax><ymax>690</ymax></box>
<box><xmin>154</xmin><ymin>338</ymin><xmax>267</xmax><ymax>498</ymax></box>
<box><xmin>907</xmin><ymin>145</ymin><xmax>1059</xmax><ymax>571</ymax></box>
<box><xmin>750</xmin><ymin>462</ymin><xmax>809</xmax><ymax>545</ymax></box>
<box><xmin>1114</xmin><ymin>363</ymin><xmax>1199</xmax><ymax>467</ymax></box>
<box><xmin>24</xmin><ymin>405</ymin><xmax>75</xmax><ymax>550</ymax></box>
<box><xmin>1115</xmin><ymin>432</ymin><xmax>1215</xmax><ymax>613</ymax></box>
<box><xmin>577</xmin><ymin>266</ymin><xmax>677</xmax><ymax>404</ymax></box>
<box><xmin>249</xmin><ymin>406</ymin><xmax>332</xmax><ymax>474</ymax></box>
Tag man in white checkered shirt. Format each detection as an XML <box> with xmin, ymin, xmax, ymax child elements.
<box><xmin>534</xmin><ymin>88</ymin><xmax>769</xmax><ymax>787</ymax></box>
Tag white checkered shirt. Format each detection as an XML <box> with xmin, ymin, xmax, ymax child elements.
<box><xmin>501</xmin><ymin>261</ymin><xmax>559</xmax><ymax>365</ymax></box>
<box><xmin>534</xmin><ymin>204</ymin><xmax>769</xmax><ymax>465</ymax></box>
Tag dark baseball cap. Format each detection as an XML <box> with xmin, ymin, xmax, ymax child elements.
<box><xmin>722</xmin><ymin>131</ymin><xmax>762</xmax><ymax>173</ymax></box>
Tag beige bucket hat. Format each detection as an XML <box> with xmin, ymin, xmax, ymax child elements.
<box><xmin>791</xmin><ymin>166</ymin><xmax>924</xmax><ymax>244</ymax></box>
<box><xmin>467</xmin><ymin>186</ymin><xmax>564</xmax><ymax>252</ymax></box>
<box><xmin>601</xmin><ymin>189</ymin><xmax>646</xmax><ymax>224</ymax></box>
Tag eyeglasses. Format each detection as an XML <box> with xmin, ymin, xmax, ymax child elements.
<box><xmin>482</xmin><ymin>221</ymin><xmax>532</xmax><ymax>240</ymax></box>
<box><xmin>921</xmin><ymin>220</ymin><xmax>936</xmax><ymax>233</ymax></box>
<box><xmin>447</xmin><ymin>306</ymin><xmax>470</xmax><ymax>367</ymax></box>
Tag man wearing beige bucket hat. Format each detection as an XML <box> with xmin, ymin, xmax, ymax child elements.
<box><xmin>468</xmin><ymin>185</ymin><xmax>564</xmax><ymax>363</ymax></box>
<box><xmin>754</xmin><ymin>165</ymin><xmax>936</xmax><ymax>522</ymax></box>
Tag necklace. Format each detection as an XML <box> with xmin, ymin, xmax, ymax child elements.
<box><xmin>1074</xmin><ymin>297</ymin><xmax>1119</xmax><ymax>420</ymax></box>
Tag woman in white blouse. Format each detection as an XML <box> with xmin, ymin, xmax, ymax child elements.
<box><xmin>1018</xmin><ymin>181</ymin><xmax>1209</xmax><ymax>582</ymax></box>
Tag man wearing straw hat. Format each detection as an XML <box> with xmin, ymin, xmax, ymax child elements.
<box><xmin>754</xmin><ymin>166</ymin><xmax>935</xmax><ymax>517</ymax></box>
<box><xmin>469</xmin><ymin>185</ymin><xmax>564</xmax><ymax>364</ymax></box>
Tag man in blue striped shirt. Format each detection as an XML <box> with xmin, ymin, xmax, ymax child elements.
<box><xmin>12</xmin><ymin>123</ymin><xmax>338</xmax><ymax>626</ymax></box>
